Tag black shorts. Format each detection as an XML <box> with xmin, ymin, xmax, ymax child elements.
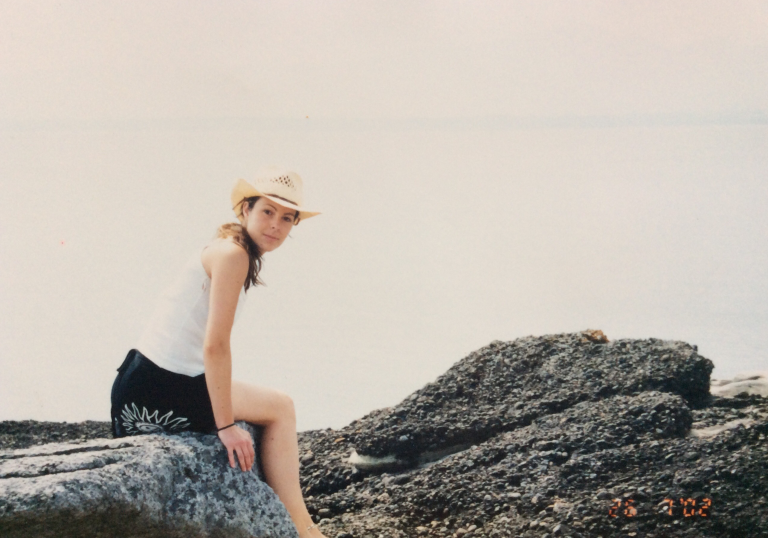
<box><xmin>110</xmin><ymin>349</ymin><xmax>216</xmax><ymax>437</ymax></box>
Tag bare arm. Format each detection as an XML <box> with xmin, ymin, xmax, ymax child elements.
<box><xmin>202</xmin><ymin>240</ymin><xmax>254</xmax><ymax>471</ymax></box>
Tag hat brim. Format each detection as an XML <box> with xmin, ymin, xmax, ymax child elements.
<box><xmin>231</xmin><ymin>178</ymin><xmax>320</xmax><ymax>221</ymax></box>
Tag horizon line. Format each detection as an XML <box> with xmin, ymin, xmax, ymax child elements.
<box><xmin>2</xmin><ymin>111</ymin><xmax>767</xmax><ymax>133</ymax></box>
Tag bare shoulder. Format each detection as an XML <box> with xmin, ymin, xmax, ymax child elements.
<box><xmin>201</xmin><ymin>238</ymin><xmax>249</xmax><ymax>280</ymax></box>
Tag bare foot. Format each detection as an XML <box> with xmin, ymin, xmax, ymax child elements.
<box><xmin>301</xmin><ymin>523</ymin><xmax>328</xmax><ymax>538</ymax></box>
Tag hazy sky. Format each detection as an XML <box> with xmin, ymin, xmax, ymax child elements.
<box><xmin>1</xmin><ymin>1</ymin><xmax>767</xmax><ymax>430</ymax></box>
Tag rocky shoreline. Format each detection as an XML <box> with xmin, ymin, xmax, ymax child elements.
<box><xmin>291</xmin><ymin>333</ymin><xmax>768</xmax><ymax>538</ymax></box>
<box><xmin>2</xmin><ymin>331</ymin><xmax>767</xmax><ymax>538</ymax></box>
<box><xmin>0</xmin><ymin>421</ymin><xmax>112</xmax><ymax>451</ymax></box>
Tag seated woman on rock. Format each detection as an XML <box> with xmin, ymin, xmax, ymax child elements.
<box><xmin>110</xmin><ymin>166</ymin><xmax>327</xmax><ymax>538</ymax></box>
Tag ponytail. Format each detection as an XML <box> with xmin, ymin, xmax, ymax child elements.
<box><xmin>218</xmin><ymin>196</ymin><xmax>264</xmax><ymax>291</ymax></box>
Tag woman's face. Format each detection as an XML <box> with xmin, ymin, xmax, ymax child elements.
<box><xmin>242</xmin><ymin>197</ymin><xmax>297</xmax><ymax>253</ymax></box>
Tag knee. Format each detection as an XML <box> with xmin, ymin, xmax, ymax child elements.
<box><xmin>273</xmin><ymin>390</ymin><xmax>296</xmax><ymax>423</ymax></box>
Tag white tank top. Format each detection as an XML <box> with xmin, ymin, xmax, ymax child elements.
<box><xmin>136</xmin><ymin>251</ymin><xmax>247</xmax><ymax>376</ymax></box>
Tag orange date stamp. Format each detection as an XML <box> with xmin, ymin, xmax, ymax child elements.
<box><xmin>609</xmin><ymin>497</ymin><xmax>712</xmax><ymax>518</ymax></box>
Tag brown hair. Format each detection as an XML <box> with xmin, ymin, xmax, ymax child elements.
<box><xmin>218</xmin><ymin>196</ymin><xmax>264</xmax><ymax>291</ymax></box>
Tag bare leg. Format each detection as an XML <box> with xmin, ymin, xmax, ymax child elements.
<box><xmin>231</xmin><ymin>381</ymin><xmax>328</xmax><ymax>538</ymax></box>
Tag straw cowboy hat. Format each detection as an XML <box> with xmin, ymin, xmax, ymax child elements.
<box><xmin>231</xmin><ymin>166</ymin><xmax>320</xmax><ymax>223</ymax></box>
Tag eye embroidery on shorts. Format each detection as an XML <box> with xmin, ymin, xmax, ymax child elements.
<box><xmin>120</xmin><ymin>403</ymin><xmax>191</xmax><ymax>435</ymax></box>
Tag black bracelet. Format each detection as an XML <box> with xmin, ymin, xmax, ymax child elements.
<box><xmin>217</xmin><ymin>422</ymin><xmax>237</xmax><ymax>432</ymax></box>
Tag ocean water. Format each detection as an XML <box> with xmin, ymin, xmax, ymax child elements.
<box><xmin>1</xmin><ymin>120</ymin><xmax>766</xmax><ymax>430</ymax></box>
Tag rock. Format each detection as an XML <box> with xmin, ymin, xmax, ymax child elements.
<box><xmin>345</xmin><ymin>333</ymin><xmax>712</xmax><ymax>465</ymax></box>
<box><xmin>3</xmin><ymin>332</ymin><xmax>768</xmax><ymax>538</ymax></box>
<box><xmin>294</xmin><ymin>333</ymin><xmax>766</xmax><ymax>538</ymax></box>
<box><xmin>0</xmin><ymin>422</ymin><xmax>297</xmax><ymax>538</ymax></box>
<box><xmin>298</xmin><ymin>333</ymin><xmax>712</xmax><ymax>499</ymax></box>
<box><xmin>0</xmin><ymin>421</ymin><xmax>111</xmax><ymax>451</ymax></box>
<box><xmin>711</xmin><ymin>371</ymin><xmax>768</xmax><ymax>397</ymax></box>
<box><xmin>581</xmin><ymin>329</ymin><xmax>609</xmax><ymax>343</ymax></box>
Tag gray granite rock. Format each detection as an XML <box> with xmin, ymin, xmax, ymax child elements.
<box><xmin>0</xmin><ymin>423</ymin><xmax>298</xmax><ymax>538</ymax></box>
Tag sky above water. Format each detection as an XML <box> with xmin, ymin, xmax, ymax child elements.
<box><xmin>1</xmin><ymin>1</ymin><xmax>767</xmax><ymax>431</ymax></box>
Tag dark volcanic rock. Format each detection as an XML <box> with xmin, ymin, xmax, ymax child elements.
<box><xmin>298</xmin><ymin>333</ymin><xmax>712</xmax><ymax>499</ymax></box>
<box><xmin>351</xmin><ymin>334</ymin><xmax>711</xmax><ymax>461</ymax></box>
<box><xmin>0</xmin><ymin>421</ymin><xmax>112</xmax><ymax>451</ymax></box>
<box><xmin>294</xmin><ymin>332</ymin><xmax>767</xmax><ymax>538</ymax></box>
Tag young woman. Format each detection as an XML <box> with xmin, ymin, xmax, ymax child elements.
<box><xmin>110</xmin><ymin>166</ymin><xmax>327</xmax><ymax>538</ymax></box>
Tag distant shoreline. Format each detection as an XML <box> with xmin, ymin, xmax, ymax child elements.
<box><xmin>0</xmin><ymin>420</ymin><xmax>112</xmax><ymax>451</ymax></box>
